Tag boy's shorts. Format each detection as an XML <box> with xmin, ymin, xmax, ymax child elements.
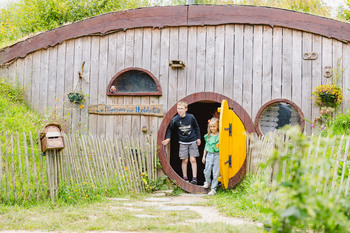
<box><xmin>179</xmin><ymin>141</ymin><xmax>199</xmax><ymax>160</ymax></box>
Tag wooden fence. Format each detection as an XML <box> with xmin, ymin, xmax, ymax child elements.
<box><xmin>247</xmin><ymin>130</ymin><xmax>350</xmax><ymax>198</ymax></box>
<box><xmin>0</xmin><ymin>132</ymin><xmax>47</xmax><ymax>203</ymax></box>
<box><xmin>0</xmin><ymin>132</ymin><xmax>158</xmax><ymax>203</ymax></box>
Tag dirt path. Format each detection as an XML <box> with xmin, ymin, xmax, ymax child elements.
<box><xmin>110</xmin><ymin>192</ymin><xmax>262</xmax><ymax>227</ymax></box>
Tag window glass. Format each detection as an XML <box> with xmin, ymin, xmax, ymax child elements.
<box><xmin>258</xmin><ymin>102</ymin><xmax>302</xmax><ymax>135</ymax></box>
<box><xmin>112</xmin><ymin>70</ymin><xmax>158</xmax><ymax>93</ymax></box>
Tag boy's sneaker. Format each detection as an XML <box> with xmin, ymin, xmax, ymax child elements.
<box><xmin>202</xmin><ymin>182</ymin><xmax>210</xmax><ymax>189</ymax></box>
<box><xmin>190</xmin><ymin>179</ymin><xmax>197</xmax><ymax>185</ymax></box>
<box><xmin>208</xmin><ymin>189</ymin><xmax>216</xmax><ymax>195</ymax></box>
<box><xmin>183</xmin><ymin>177</ymin><xmax>189</xmax><ymax>183</ymax></box>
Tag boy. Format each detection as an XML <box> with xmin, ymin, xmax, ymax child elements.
<box><xmin>162</xmin><ymin>101</ymin><xmax>201</xmax><ymax>184</ymax></box>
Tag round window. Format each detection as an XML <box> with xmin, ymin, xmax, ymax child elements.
<box><xmin>255</xmin><ymin>99</ymin><xmax>305</xmax><ymax>135</ymax></box>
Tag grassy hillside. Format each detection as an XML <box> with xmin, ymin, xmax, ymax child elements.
<box><xmin>0</xmin><ymin>79</ymin><xmax>42</xmax><ymax>135</ymax></box>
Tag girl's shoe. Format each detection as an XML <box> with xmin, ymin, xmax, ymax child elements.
<box><xmin>202</xmin><ymin>182</ymin><xmax>210</xmax><ymax>188</ymax></box>
<box><xmin>208</xmin><ymin>189</ymin><xmax>216</xmax><ymax>195</ymax></box>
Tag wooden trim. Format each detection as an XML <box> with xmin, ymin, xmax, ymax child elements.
<box><xmin>254</xmin><ymin>98</ymin><xmax>305</xmax><ymax>136</ymax></box>
<box><xmin>157</xmin><ymin>92</ymin><xmax>255</xmax><ymax>193</ymax></box>
<box><xmin>2</xmin><ymin>5</ymin><xmax>350</xmax><ymax>65</ymax></box>
<box><xmin>106</xmin><ymin>67</ymin><xmax>162</xmax><ymax>96</ymax></box>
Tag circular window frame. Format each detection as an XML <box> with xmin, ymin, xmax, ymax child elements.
<box><xmin>106</xmin><ymin>67</ymin><xmax>162</xmax><ymax>96</ymax></box>
<box><xmin>157</xmin><ymin>92</ymin><xmax>256</xmax><ymax>193</ymax></box>
<box><xmin>254</xmin><ymin>99</ymin><xmax>305</xmax><ymax>136</ymax></box>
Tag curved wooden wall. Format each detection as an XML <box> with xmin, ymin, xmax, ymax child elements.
<box><xmin>0</xmin><ymin>5</ymin><xmax>350</xmax><ymax>140</ymax></box>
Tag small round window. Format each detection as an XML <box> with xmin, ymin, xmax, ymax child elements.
<box><xmin>255</xmin><ymin>99</ymin><xmax>305</xmax><ymax>135</ymax></box>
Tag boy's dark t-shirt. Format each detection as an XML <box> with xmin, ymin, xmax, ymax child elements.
<box><xmin>165</xmin><ymin>113</ymin><xmax>201</xmax><ymax>143</ymax></box>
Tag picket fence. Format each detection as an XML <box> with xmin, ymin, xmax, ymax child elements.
<box><xmin>247</xmin><ymin>130</ymin><xmax>350</xmax><ymax>198</ymax></box>
<box><xmin>1</xmin><ymin>130</ymin><xmax>349</xmax><ymax>203</ymax></box>
<box><xmin>0</xmin><ymin>132</ymin><xmax>158</xmax><ymax>203</ymax></box>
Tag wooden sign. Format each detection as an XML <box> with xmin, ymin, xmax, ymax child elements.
<box><xmin>88</xmin><ymin>104</ymin><xmax>163</xmax><ymax>117</ymax></box>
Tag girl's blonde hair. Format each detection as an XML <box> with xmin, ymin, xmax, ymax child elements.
<box><xmin>207</xmin><ymin>117</ymin><xmax>219</xmax><ymax>139</ymax></box>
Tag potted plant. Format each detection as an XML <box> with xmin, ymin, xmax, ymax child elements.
<box><xmin>312</xmin><ymin>84</ymin><xmax>343</xmax><ymax>109</ymax></box>
<box><xmin>67</xmin><ymin>91</ymin><xmax>86</xmax><ymax>105</ymax></box>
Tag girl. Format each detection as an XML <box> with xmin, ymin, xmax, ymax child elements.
<box><xmin>202</xmin><ymin>117</ymin><xmax>219</xmax><ymax>195</ymax></box>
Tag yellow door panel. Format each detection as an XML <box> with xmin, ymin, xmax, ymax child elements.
<box><xmin>218</xmin><ymin>99</ymin><xmax>246</xmax><ymax>189</ymax></box>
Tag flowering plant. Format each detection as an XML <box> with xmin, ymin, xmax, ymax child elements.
<box><xmin>312</xmin><ymin>84</ymin><xmax>343</xmax><ymax>109</ymax></box>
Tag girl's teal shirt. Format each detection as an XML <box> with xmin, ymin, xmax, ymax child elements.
<box><xmin>204</xmin><ymin>134</ymin><xmax>219</xmax><ymax>153</ymax></box>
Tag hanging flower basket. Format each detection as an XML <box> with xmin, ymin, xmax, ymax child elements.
<box><xmin>312</xmin><ymin>84</ymin><xmax>343</xmax><ymax>109</ymax></box>
<box><xmin>67</xmin><ymin>92</ymin><xmax>86</xmax><ymax>104</ymax></box>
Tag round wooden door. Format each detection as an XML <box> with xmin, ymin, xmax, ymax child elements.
<box><xmin>218</xmin><ymin>99</ymin><xmax>247</xmax><ymax>189</ymax></box>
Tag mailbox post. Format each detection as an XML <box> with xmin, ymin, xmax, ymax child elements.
<box><xmin>40</xmin><ymin>123</ymin><xmax>65</xmax><ymax>202</ymax></box>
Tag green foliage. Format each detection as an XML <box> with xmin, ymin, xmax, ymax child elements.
<box><xmin>214</xmin><ymin>174</ymin><xmax>269</xmax><ymax>221</ymax></box>
<box><xmin>326</xmin><ymin>109</ymin><xmax>350</xmax><ymax>135</ymax></box>
<box><xmin>140</xmin><ymin>172</ymin><xmax>170</xmax><ymax>193</ymax></box>
<box><xmin>0</xmin><ymin>79</ymin><xmax>42</xmax><ymax>135</ymax></box>
<box><xmin>0</xmin><ymin>0</ymin><xmax>154</xmax><ymax>48</ymax></box>
<box><xmin>263</xmin><ymin>127</ymin><xmax>350</xmax><ymax>232</ymax></box>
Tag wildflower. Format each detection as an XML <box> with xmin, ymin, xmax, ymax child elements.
<box><xmin>105</xmin><ymin>189</ymin><xmax>107</xmax><ymax>191</ymax></box>
<box><xmin>79</xmin><ymin>104</ymin><xmax>84</xmax><ymax>109</ymax></box>
<box><xmin>68</xmin><ymin>196</ymin><xmax>71</xmax><ymax>199</ymax></box>
<box><xmin>322</xmin><ymin>125</ymin><xmax>325</xmax><ymax>130</ymax></box>
<box><xmin>311</xmin><ymin>124</ymin><xmax>315</xmax><ymax>129</ymax></box>
<box><xmin>124</xmin><ymin>166</ymin><xmax>128</xmax><ymax>171</ymax></box>
<box><xmin>84</xmin><ymin>181</ymin><xmax>87</xmax><ymax>184</ymax></box>
<box><xmin>92</xmin><ymin>185</ymin><xmax>95</xmax><ymax>187</ymax></box>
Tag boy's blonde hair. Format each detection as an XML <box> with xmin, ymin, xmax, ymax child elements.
<box><xmin>207</xmin><ymin>117</ymin><xmax>219</xmax><ymax>139</ymax></box>
<box><xmin>177</xmin><ymin>100</ymin><xmax>188</xmax><ymax>108</ymax></box>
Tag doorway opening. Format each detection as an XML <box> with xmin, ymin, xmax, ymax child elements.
<box><xmin>169</xmin><ymin>101</ymin><xmax>221</xmax><ymax>185</ymax></box>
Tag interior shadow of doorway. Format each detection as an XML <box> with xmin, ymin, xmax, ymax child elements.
<box><xmin>169</xmin><ymin>101</ymin><xmax>221</xmax><ymax>185</ymax></box>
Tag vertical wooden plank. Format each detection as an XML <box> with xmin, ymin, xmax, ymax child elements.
<box><xmin>322</xmin><ymin>38</ymin><xmax>333</xmax><ymax>85</ymax></box>
<box><xmin>224</xmin><ymin>25</ymin><xmax>234</xmax><ymax>97</ymax></box>
<box><xmin>187</xmin><ymin>27</ymin><xmax>197</xmax><ymax>95</ymax></box>
<box><xmin>332</xmin><ymin>40</ymin><xmax>343</xmax><ymax>112</ymax></box>
<box><xmin>97</xmin><ymin>36</ymin><xmax>108</xmax><ymax>137</ymax></box>
<box><xmin>16</xmin><ymin>58</ymin><xmax>24</xmax><ymax>88</ymax></box>
<box><xmin>10</xmin><ymin>132</ymin><xmax>17</xmax><ymax>201</ymax></box>
<box><xmin>311</xmin><ymin>35</ymin><xmax>322</xmax><ymax>128</ymax></box>
<box><xmin>106</xmin><ymin>33</ymin><xmax>118</xmax><ymax>139</ymax></box>
<box><xmin>56</xmin><ymin>42</ymin><xmax>66</xmax><ymax>119</ymax></box>
<box><xmin>272</xmin><ymin>27</ymin><xmax>282</xmax><ymax>99</ymax></box>
<box><xmin>16</xmin><ymin>132</ymin><xmax>23</xmax><ymax>197</ymax></box>
<box><xmin>262</xmin><ymin>26</ymin><xmax>273</xmax><ymax>104</ymax></box>
<box><xmin>150</xmin><ymin>28</ymin><xmax>161</xmax><ymax>136</ymax></box>
<box><xmin>302</xmin><ymin>32</ymin><xmax>312</xmax><ymax>134</ymax></box>
<box><xmin>64</xmin><ymin>40</ymin><xmax>75</xmax><ymax>128</ymax></box>
<box><xmin>234</xmin><ymin>25</ymin><xmax>244</xmax><ymax>105</ymax></box>
<box><xmin>197</xmin><ymin>26</ymin><xmax>206</xmax><ymax>93</ymax></box>
<box><xmin>81</xmin><ymin>37</ymin><xmax>92</xmax><ymax>134</ymax></box>
<box><xmin>48</xmin><ymin>47</ymin><xmax>58</xmax><ymax>111</ymax></box>
<box><xmin>72</xmin><ymin>38</ymin><xmax>83</xmax><ymax>132</ymax></box>
<box><xmin>291</xmin><ymin>30</ymin><xmax>302</xmax><ymax>108</ymax></box>
<box><xmin>29</xmin><ymin>132</ymin><xmax>39</xmax><ymax>200</ymax></box>
<box><xmin>32</xmin><ymin>51</ymin><xmax>41</xmax><ymax>111</ymax></box>
<box><xmin>205</xmin><ymin>26</ymin><xmax>215</xmax><ymax>93</ymax></box>
<box><xmin>159</xmin><ymin>28</ymin><xmax>170</xmax><ymax>110</ymax></box>
<box><xmin>282</xmin><ymin>28</ymin><xmax>292</xmax><ymax>100</ymax></box>
<box><xmin>252</xmin><ymin>26</ymin><xmax>263</xmax><ymax>119</ymax></box>
<box><xmin>39</xmin><ymin>49</ymin><xmax>49</xmax><ymax>113</ymax></box>
<box><xmin>123</xmin><ymin>29</ymin><xmax>135</xmax><ymax>138</ymax></box>
<box><xmin>343</xmin><ymin>44</ymin><xmax>350</xmax><ymax>110</ymax></box>
<box><xmin>89</xmin><ymin>37</ymin><xmax>100</xmax><ymax>135</ymax></box>
<box><xmin>114</xmin><ymin>32</ymin><xmax>126</xmax><ymax>138</ymax></box>
<box><xmin>23</xmin><ymin>54</ymin><xmax>33</xmax><ymax>103</ymax></box>
<box><xmin>131</xmin><ymin>29</ymin><xmax>143</xmax><ymax>138</ymax></box>
<box><xmin>168</xmin><ymin>27</ymin><xmax>179</xmax><ymax>110</ymax></box>
<box><xmin>141</xmin><ymin>28</ymin><xmax>152</xmax><ymax>141</ymax></box>
<box><xmin>243</xmin><ymin>25</ymin><xmax>253</xmax><ymax>117</ymax></box>
<box><xmin>5</xmin><ymin>133</ymin><xmax>9</xmax><ymax>198</ymax></box>
<box><xmin>214</xmin><ymin>25</ymin><xmax>225</xmax><ymax>95</ymax></box>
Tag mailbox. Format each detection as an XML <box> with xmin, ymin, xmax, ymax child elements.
<box><xmin>40</xmin><ymin>123</ymin><xmax>65</xmax><ymax>153</ymax></box>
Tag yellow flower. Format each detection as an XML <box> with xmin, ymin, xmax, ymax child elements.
<box><xmin>92</xmin><ymin>185</ymin><xmax>95</xmax><ymax>187</ymax></box>
<box><xmin>105</xmin><ymin>189</ymin><xmax>107</xmax><ymax>191</ymax></box>
<box><xmin>79</xmin><ymin>104</ymin><xmax>84</xmax><ymax>109</ymax></box>
<box><xmin>68</xmin><ymin>196</ymin><xmax>71</xmax><ymax>199</ymax></box>
<box><xmin>84</xmin><ymin>181</ymin><xmax>87</xmax><ymax>184</ymax></box>
<box><xmin>124</xmin><ymin>166</ymin><xmax>128</xmax><ymax>171</ymax></box>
